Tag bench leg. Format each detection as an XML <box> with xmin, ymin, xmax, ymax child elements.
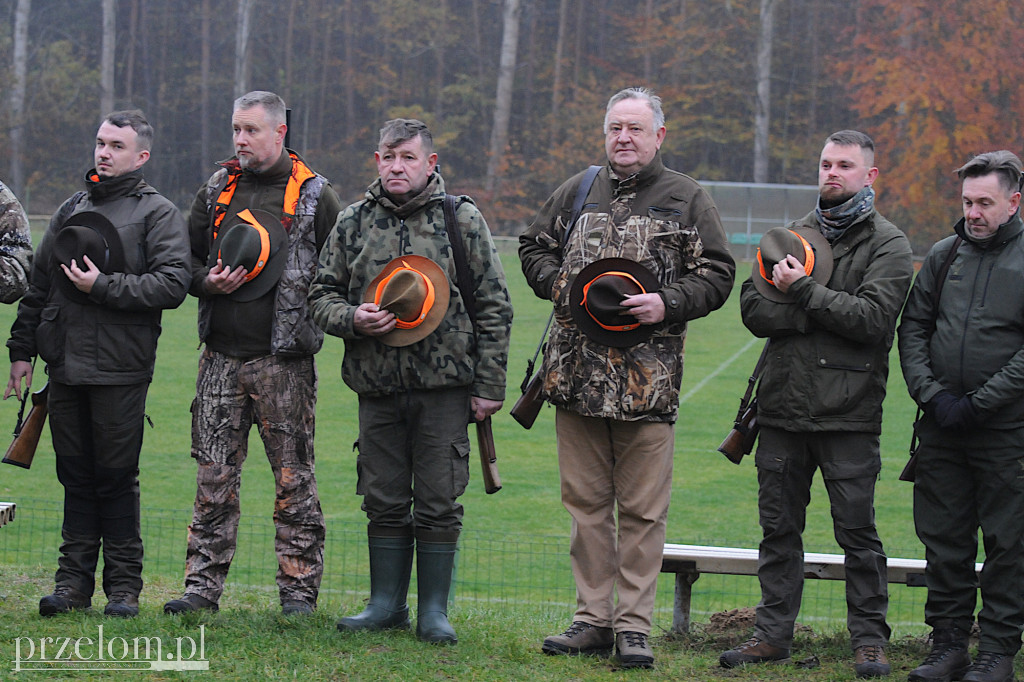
<box><xmin>671</xmin><ymin>569</ymin><xmax>700</xmax><ymax>634</ymax></box>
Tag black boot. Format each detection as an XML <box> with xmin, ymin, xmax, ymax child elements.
<box><xmin>415</xmin><ymin>539</ymin><xmax>458</xmax><ymax>644</ymax></box>
<box><xmin>53</xmin><ymin>531</ymin><xmax>100</xmax><ymax>600</ymax></box>
<box><xmin>337</xmin><ymin>534</ymin><xmax>413</xmax><ymax>632</ymax></box>
<box><xmin>908</xmin><ymin>626</ymin><xmax>972</xmax><ymax>682</ymax></box>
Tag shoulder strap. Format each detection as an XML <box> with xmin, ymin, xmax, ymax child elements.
<box><xmin>56</xmin><ymin>191</ymin><xmax>87</xmax><ymax>227</ymax></box>
<box><xmin>930</xmin><ymin>236</ymin><xmax>962</xmax><ymax>326</ymax></box>
<box><xmin>443</xmin><ymin>194</ymin><xmax>476</xmax><ymax>327</ymax></box>
<box><xmin>563</xmin><ymin>165</ymin><xmax>602</xmax><ymax>247</ymax></box>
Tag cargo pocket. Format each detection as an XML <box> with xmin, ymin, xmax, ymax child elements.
<box><xmin>450</xmin><ymin>436</ymin><xmax>471</xmax><ymax>499</ymax></box>
<box><xmin>754</xmin><ymin>447</ymin><xmax>787</xmax><ymax>524</ymax></box>
<box><xmin>36</xmin><ymin>305</ymin><xmax>64</xmax><ymax>364</ymax></box>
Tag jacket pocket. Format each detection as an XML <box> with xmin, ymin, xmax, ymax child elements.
<box><xmin>97</xmin><ymin>322</ymin><xmax>155</xmax><ymax>372</ymax></box>
<box><xmin>813</xmin><ymin>338</ymin><xmax>874</xmax><ymax>417</ymax></box>
<box><xmin>36</xmin><ymin>305</ymin><xmax>64</xmax><ymax>365</ymax></box>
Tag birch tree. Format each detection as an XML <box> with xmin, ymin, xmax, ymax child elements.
<box><xmin>753</xmin><ymin>0</ymin><xmax>775</xmax><ymax>183</ymax></box>
<box><xmin>9</xmin><ymin>0</ymin><xmax>30</xmax><ymax>195</ymax></box>
<box><xmin>485</xmin><ymin>0</ymin><xmax>521</xmax><ymax>194</ymax></box>
<box><xmin>100</xmin><ymin>0</ymin><xmax>116</xmax><ymax>116</ymax></box>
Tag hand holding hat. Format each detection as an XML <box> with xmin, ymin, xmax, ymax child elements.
<box><xmin>752</xmin><ymin>226</ymin><xmax>834</xmax><ymax>302</ymax></box>
<box><xmin>362</xmin><ymin>255</ymin><xmax>450</xmax><ymax>347</ymax></box>
<box><xmin>568</xmin><ymin>257</ymin><xmax>661</xmax><ymax>348</ymax></box>
<box><xmin>52</xmin><ymin>211</ymin><xmax>126</xmax><ymax>304</ymax></box>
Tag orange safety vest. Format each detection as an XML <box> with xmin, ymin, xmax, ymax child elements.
<box><xmin>211</xmin><ymin>152</ymin><xmax>317</xmax><ymax>238</ymax></box>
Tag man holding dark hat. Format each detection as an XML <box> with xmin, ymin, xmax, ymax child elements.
<box><xmin>309</xmin><ymin>118</ymin><xmax>512</xmax><ymax>644</ymax></box>
<box><xmin>165</xmin><ymin>91</ymin><xmax>341</xmax><ymax>616</ymax></box>
<box><xmin>5</xmin><ymin>109</ymin><xmax>190</xmax><ymax>618</ymax></box>
<box><xmin>519</xmin><ymin>87</ymin><xmax>735</xmax><ymax>669</ymax></box>
<box><xmin>719</xmin><ymin>130</ymin><xmax>913</xmax><ymax>678</ymax></box>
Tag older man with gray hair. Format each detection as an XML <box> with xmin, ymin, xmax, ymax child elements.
<box><xmin>520</xmin><ymin>87</ymin><xmax>735</xmax><ymax>669</ymax></box>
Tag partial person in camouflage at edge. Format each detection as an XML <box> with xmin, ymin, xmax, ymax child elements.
<box><xmin>519</xmin><ymin>87</ymin><xmax>735</xmax><ymax>669</ymax></box>
<box><xmin>164</xmin><ymin>91</ymin><xmax>341</xmax><ymax>616</ymax></box>
<box><xmin>0</xmin><ymin>181</ymin><xmax>34</xmax><ymax>302</ymax></box>
<box><xmin>309</xmin><ymin>118</ymin><xmax>512</xmax><ymax>644</ymax></box>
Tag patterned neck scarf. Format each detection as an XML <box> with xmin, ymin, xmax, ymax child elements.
<box><xmin>816</xmin><ymin>186</ymin><xmax>875</xmax><ymax>241</ymax></box>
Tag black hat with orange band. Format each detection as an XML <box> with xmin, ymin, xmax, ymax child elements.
<box><xmin>569</xmin><ymin>257</ymin><xmax>661</xmax><ymax>348</ymax></box>
<box><xmin>209</xmin><ymin>208</ymin><xmax>289</xmax><ymax>302</ymax></box>
<box><xmin>752</xmin><ymin>226</ymin><xmax>834</xmax><ymax>302</ymax></box>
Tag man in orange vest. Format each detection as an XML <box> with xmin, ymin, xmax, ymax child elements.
<box><xmin>164</xmin><ymin>91</ymin><xmax>341</xmax><ymax>616</ymax></box>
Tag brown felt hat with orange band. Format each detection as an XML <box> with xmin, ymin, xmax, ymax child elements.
<box><xmin>568</xmin><ymin>257</ymin><xmax>661</xmax><ymax>348</ymax></box>
<box><xmin>209</xmin><ymin>208</ymin><xmax>289</xmax><ymax>302</ymax></box>
<box><xmin>752</xmin><ymin>226</ymin><xmax>834</xmax><ymax>302</ymax></box>
<box><xmin>363</xmin><ymin>255</ymin><xmax>451</xmax><ymax>347</ymax></box>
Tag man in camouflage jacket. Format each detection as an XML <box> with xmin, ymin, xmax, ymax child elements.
<box><xmin>164</xmin><ymin>91</ymin><xmax>341</xmax><ymax>617</ymax></box>
<box><xmin>0</xmin><ymin>181</ymin><xmax>33</xmax><ymax>303</ymax></box>
<box><xmin>519</xmin><ymin>88</ymin><xmax>735</xmax><ymax>669</ymax></box>
<box><xmin>309</xmin><ymin>118</ymin><xmax>512</xmax><ymax>644</ymax></box>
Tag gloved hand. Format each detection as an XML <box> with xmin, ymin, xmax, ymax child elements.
<box><xmin>927</xmin><ymin>391</ymin><xmax>978</xmax><ymax>430</ymax></box>
<box><xmin>925</xmin><ymin>390</ymin><xmax>959</xmax><ymax>424</ymax></box>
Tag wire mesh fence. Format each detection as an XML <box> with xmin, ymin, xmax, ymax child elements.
<box><xmin>1</xmin><ymin>497</ymin><xmax>931</xmax><ymax>635</ymax></box>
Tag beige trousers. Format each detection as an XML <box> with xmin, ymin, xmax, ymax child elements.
<box><xmin>555</xmin><ymin>408</ymin><xmax>675</xmax><ymax>634</ymax></box>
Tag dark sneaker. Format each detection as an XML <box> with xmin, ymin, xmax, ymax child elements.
<box><xmin>719</xmin><ymin>636</ymin><xmax>792</xmax><ymax>668</ymax></box>
<box><xmin>163</xmin><ymin>594</ymin><xmax>218</xmax><ymax>614</ymax></box>
<box><xmin>616</xmin><ymin>631</ymin><xmax>654</xmax><ymax>669</ymax></box>
<box><xmin>854</xmin><ymin>644</ymin><xmax>891</xmax><ymax>678</ymax></box>
<box><xmin>963</xmin><ymin>651</ymin><xmax>1015</xmax><ymax>682</ymax></box>
<box><xmin>281</xmin><ymin>600</ymin><xmax>314</xmax><ymax>616</ymax></box>
<box><xmin>39</xmin><ymin>586</ymin><xmax>91</xmax><ymax>617</ymax></box>
<box><xmin>542</xmin><ymin>621</ymin><xmax>614</xmax><ymax>657</ymax></box>
<box><xmin>908</xmin><ymin>631</ymin><xmax>971</xmax><ymax>682</ymax></box>
<box><xmin>104</xmin><ymin>591</ymin><xmax>139</xmax><ymax>618</ymax></box>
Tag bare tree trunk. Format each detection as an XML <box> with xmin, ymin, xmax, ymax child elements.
<box><xmin>200</xmin><ymin>0</ymin><xmax>212</xmax><ymax>173</ymax></box>
<box><xmin>344</xmin><ymin>0</ymin><xmax>355</xmax><ymax>142</ymax></box>
<box><xmin>101</xmin><ymin>0</ymin><xmax>116</xmax><ymax>116</ymax></box>
<box><xmin>549</xmin><ymin>0</ymin><xmax>569</xmax><ymax>149</ymax></box>
<box><xmin>643</xmin><ymin>0</ymin><xmax>654</xmax><ymax>81</ymax></box>
<box><xmin>234</xmin><ymin>0</ymin><xmax>256</xmax><ymax>99</ymax></box>
<box><xmin>485</xmin><ymin>0</ymin><xmax>522</xmax><ymax>194</ymax></box>
<box><xmin>9</xmin><ymin>0</ymin><xmax>30</xmax><ymax>197</ymax></box>
<box><xmin>284</xmin><ymin>0</ymin><xmax>297</xmax><ymax>103</ymax></box>
<box><xmin>125</xmin><ymin>0</ymin><xmax>138</xmax><ymax>103</ymax></box>
<box><xmin>753</xmin><ymin>0</ymin><xmax>775</xmax><ymax>183</ymax></box>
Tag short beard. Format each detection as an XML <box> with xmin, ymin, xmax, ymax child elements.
<box><xmin>819</xmin><ymin>190</ymin><xmax>855</xmax><ymax>210</ymax></box>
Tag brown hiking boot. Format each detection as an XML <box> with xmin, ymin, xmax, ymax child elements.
<box><xmin>163</xmin><ymin>593</ymin><xmax>218</xmax><ymax>614</ymax></box>
<box><xmin>39</xmin><ymin>586</ymin><xmax>91</xmax><ymax>616</ymax></box>
<box><xmin>909</xmin><ymin>628</ymin><xmax>971</xmax><ymax>682</ymax></box>
<box><xmin>541</xmin><ymin>621</ymin><xmax>614</xmax><ymax>657</ymax></box>
<box><xmin>854</xmin><ymin>644</ymin><xmax>891</xmax><ymax>678</ymax></box>
<box><xmin>616</xmin><ymin>631</ymin><xmax>654</xmax><ymax>669</ymax></box>
<box><xmin>962</xmin><ymin>651</ymin><xmax>1015</xmax><ymax>682</ymax></box>
<box><xmin>719</xmin><ymin>636</ymin><xmax>792</xmax><ymax>668</ymax></box>
<box><xmin>104</xmin><ymin>591</ymin><xmax>139</xmax><ymax>618</ymax></box>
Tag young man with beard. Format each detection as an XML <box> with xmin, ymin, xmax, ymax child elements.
<box><xmin>719</xmin><ymin>130</ymin><xmax>913</xmax><ymax>678</ymax></box>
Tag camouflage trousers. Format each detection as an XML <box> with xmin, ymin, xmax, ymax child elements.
<box><xmin>182</xmin><ymin>349</ymin><xmax>326</xmax><ymax>605</ymax></box>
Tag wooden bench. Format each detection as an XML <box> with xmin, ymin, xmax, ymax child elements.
<box><xmin>0</xmin><ymin>501</ymin><xmax>15</xmax><ymax>528</ymax></box>
<box><xmin>661</xmin><ymin>543</ymin><xmax>983</xmax><ymax>633</ymax></box>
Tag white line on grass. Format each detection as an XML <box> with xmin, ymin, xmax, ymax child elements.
<box><xmin>679</xmin><ymin>336</ymin><xmax>759</xmax><ymax>405</ymax></box>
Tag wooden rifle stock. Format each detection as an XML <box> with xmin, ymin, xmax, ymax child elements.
<box><xmin>475</xmin><ymin>416</ymin><xmax>501</xmax><ymax>494</ymax></box>
<box><xmin>3</xmin><ymin>382</ymin><xmax>49</xmax><ymax>469</ymax></box>
<box><xmin>509</xmin><ymin>370</ymin><xmax>544</xmax><ymax>429</ymax></box>
<box><xmin>717</xmin><ymin>399</ymin><xmax>758</xmax><ymax>465</ymax></box>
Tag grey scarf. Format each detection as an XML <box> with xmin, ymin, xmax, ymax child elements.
<box><xmin>816</xmin><ymin>187</ymin><xmax>875</xmax><ymax>241</ymax></box>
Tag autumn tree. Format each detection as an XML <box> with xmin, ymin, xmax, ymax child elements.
<box><xmin>838</xmin><ymin>0</ymin><xmax>1024</xmax><ymax>249</ymax></box>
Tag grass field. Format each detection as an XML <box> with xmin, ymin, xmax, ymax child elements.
<box><xmin>0</xmin><ymin>239</ymin><xmax>997</xmax><ymax>680</ymax></box>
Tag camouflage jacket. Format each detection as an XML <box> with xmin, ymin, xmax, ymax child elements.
<box><xmin>519</xmin><ymin>155</ymin><xmax>735</xmax><ymax>422</ymax></box>
<box><xmin>190</xmin><ymin>151</ymin><xmax>337</xmax><ymax>357</ymax></box>
<box><xmin>0</xmin><ymin>181</ymin><xmax>33</xmax><ymax>303</ymax></box>
<box><xmin>309</xmin><ymin>173</ymin><xmax>512</xmax><ymax>400</ymax></box>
